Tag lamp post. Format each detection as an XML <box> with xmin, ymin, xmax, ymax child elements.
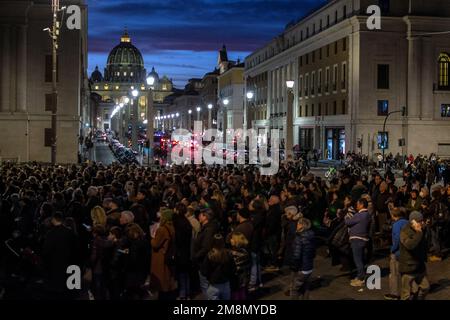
<box><xmin>44</xmin><ymin>1</ymin><xmax>66</xmax><ymax>164</ymax></box>
<box><xmin>222</xmin><ymin>98</ymin><xmax>229</xmax><ymax>129</ymax></box>
<box><xmin>146</xmin><ymin>86</ymin><xmax>154</xmax><ymax>166</ymax></box>
<box><xmin>285</xmin><ymin>80</ymin><xmax>295</xmax><ymax>161</ymax></box>
<box><xmin>196</xmin><ymin>106</ymin><xmax>201</xmax><ymax>121</ymax></box>
<box><xmin>131</xmin><ymin>89</ymin><xmax>139</xmax><ymax>151</ymax></box>
<box><xmin>188</xmin><ymin>109</ymin><xmax>192</xmax><ymax>131</ymax></box>
<box><xmin>246</xmin><ymin>91</ymin><xmax>254</xmax><ymax>131</ymax></box>
<box><xmin>207</xmin><ymin>104</ymin><xmax>213</xmax><ymax>129</ymax></box>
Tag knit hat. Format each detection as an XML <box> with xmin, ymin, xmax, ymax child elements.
<box><xmin>160</xmin><ymin>208</ymin><xmax>174</xmax><ymax>222</ymax></box>
<box><xmin>409</xmin><ymin>211</ymin><xmax>424</xmax><ymax>223</ymax></box>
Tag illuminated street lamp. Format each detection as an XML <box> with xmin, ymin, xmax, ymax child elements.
<box><xmin>207</xmin><ymin>104</ymin><xmax>213</xmax><ymax>129</ymax></box>
<box><xmin>246</xmin><ymin>91</ymin><xmax>254</xmax><ymax>100</ymax></box>
<box><xmin>196</xmin><ymin>106</ymin><xmax>201</xmax><ymax>121</ymax></box>
<box><xmin>146</xmin><ymin>75</ymin><xmax>155</xmax><ymax>86</ymax></box>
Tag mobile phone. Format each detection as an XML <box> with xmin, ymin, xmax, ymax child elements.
<box><xmin>82</xmin><ymin>224</ymin><xmax>92</xmax><ymax>231</ymax></box>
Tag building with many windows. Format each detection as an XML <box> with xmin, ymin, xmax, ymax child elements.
<box><xmin>0</xmin><ymin>0</ymin><xmax>88</xmax><ymax>163</ymax></box>
<box><xmin>244</xmin><ymin>0</ymin><xmax>450</xmax><ymax>159</ymax></box>
<box><xmin>217</xmin><ymin>45</ymin><xmax>245</xmax><ymax>132</ymax></box>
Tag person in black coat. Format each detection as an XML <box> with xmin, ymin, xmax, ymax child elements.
<box><xmin>173</xmin><ymin>203</ymin><xmax>193</xmax><ymax>299</ymax></box>
<box><xmin>121</xmin><ymin>223</ymin><xmax>151</xmax><ymax>300</ymax></box>
<box><xmin>192</xmin><ymin>208</ymin><xmax>219</xmax><ymax>297</ymax></box>
<box><xmin>288</xmin><ymin>218</ymin><xmax>316</xmax><ymax>300</ymax></box>
<box><xmin>42</xmin><ymin>212</ymin><xmax>80</xmax><ymax>300</ymax></box>
<box><xmin>264</xmin><ymin>195</ymin><xmax>282</xmax><ymax>269</ymax></box>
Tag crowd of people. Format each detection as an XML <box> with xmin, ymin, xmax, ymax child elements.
<box><xmin>0</xmin><ymin>153</ymin><xmax>449</xmax><ymax>300</ymax></box>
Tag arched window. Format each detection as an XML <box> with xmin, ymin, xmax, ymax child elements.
<box><xmin>438</xmin><ymin>53</ymin><xmax>450</xmax><ymax>88</ymax></box>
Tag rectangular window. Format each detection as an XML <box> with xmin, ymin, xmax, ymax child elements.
<box><xmin>343</xmin><ymin>38</ymin><xmax>347</xmax><ymax>51</ymax></box>
<box><xmin>335</xmin><ymin>42</ymin><xmax>338</xmax><ymax>54</ymax></box>
<box><xmin>318</xmin><ymin>103</ymin><xmax>322</xmax><ymax>116</ymax></box>
<box><xmin>312</xmin><ymin>104</ymin><xmax>315</xmax><ymax>116</ymax></box>
<box><xmin>311</xmin><ymin>72</ymin><xmax>315</xmax><ymax>95</ymax></box>
<box><xmin>312</xmin><ymin>51</ymin><xmax>315</xmax><ymax>63</ymax></box>
<box><xmin>299</xmin><ymin>105</ymin><xmax>303</xmax><ymax>117</ymax></box>
<box><xmin>327</xmin><ymin>45</ymin><xmax>330</xmax><ymax>57</ymax></box>
<box><xmin>440</xmin><ymin>104</ymin><xmax>450</xmax><ymax>117</ymax></box>
<box><xmin>335</xmin><ymin>11</ymin><xmax>338</xmax><ymax>23</ymax></box>
<box><xmin>313</xmin><ymin>23</ymin><xmax>316</xmax><ymax>34</ymax></box>
<box><xmin>325</xmin><ymin>103</ymin><xmax>329</xmax><ymax>116</ymax></box>
<box><xmin>343</xmin><ymin>5</ymin><xmax>347</xmax><ymax>18</ymax></box>
<box><xmin>333</xmin><ymin>65</ymin><xmax>338</xmax><ymax>91</ymax></box>
<box><xmin>305</xmin><ymin>74</ymin><xmax>309</xmax><ymax>96</ymax></box>
<box><xmin>377</xmin><ymin>100</ymin><xmax>389</xmax><ymax>116</ymax></box>
<box><xmin>325</xmin><ymin>67</ymin><xmax>330</xmax><ymax>92</ymax></box>
<box><xmin>300</xmin><ymin>56</ymin><xmax>303</xmax><ymax>67</ymax></box>
<box><xmin>45</xmin><ymin>55</ymin><xmax>59</xmax><ymax>82</ymax></box>
<box><xmin>306</xmin><ymin>27</ymin><xmax>309</xmax><ymax>38</ymax></box>
<box><xmin>320</xmin><ymin>19</ymin><xmax>323</xmax><ymax>31</ymax></box>
<box><xmin>327</xmin><ymin>15</ymin><xmax>330</xmax><ymax>27</ymax></box>
<box><xmin>318</xmin><ymin>69</ymin><xmax>322</xmax><ymax>93</ymax></box>
<box><xmin>301</xmin><ymin>30</ymin><xmax>303</xmax><ymax>41</ymax></box>
<box><xmin>319</xmin><ymin>48</ymin><xmax>322</xmax><ymax>60</ymax></box>
<box><xmin>306</xmin><ymin>54</ymin><xmax>309</xmax><ymax>64</ymax></box>
<box><xmin>342</xmin><ymin>63</ymin><xmax>347</xmax><ymax>90</ymax></box>
<box><xmin>333</xmin><ymin>101</ymin><xmax>337</xmax><ymax>115</ymax></box>
<box><xmin>377</xmin><ymin>64</ymin><xmax>390</xmax><ymax>89</ymax></box>
<box><xmin>378</xmin><ymin>132</ymin><xmax>389</xmax><ymax>149</ymax></box>
<box><xmin>299</xmin><ymin>76</ymin><xmax>303</xmax><ymax>96</ymax></box>
<box><xmin>342</xmin><ymin>100</ymin><xmax>347</xmax><ymax>114</ymax></box>
<box><xmin>305</xmin><ymin>104</ymin><xmax>309</xmax><ymax>117</ymax></box>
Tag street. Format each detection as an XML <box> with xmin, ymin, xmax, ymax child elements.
<box><xmin>92</xmin><ymin>141</ymin><xmax>117</xmax><ymax>165</ymax></box>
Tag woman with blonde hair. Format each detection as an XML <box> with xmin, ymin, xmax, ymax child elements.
<box><xmin>211</xmin><ymin>189</ymin><xmax>226</xmax><ymax>210</ymax></box>
<box><xmin>91</xmin><ymin>205</ymin><xmax>107</xmax><ymax>227</ymax></box>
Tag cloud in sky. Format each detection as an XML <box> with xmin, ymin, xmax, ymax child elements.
<box><xmin>87</xmin><ymin>0</ymin><xmax>327</xmax><ymax>87</ymax></box>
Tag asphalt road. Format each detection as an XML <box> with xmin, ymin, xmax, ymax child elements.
<box><xmin>93</xmin><ymin>141</ymin><xmax>117</xmax><ymax>165</ymax></box>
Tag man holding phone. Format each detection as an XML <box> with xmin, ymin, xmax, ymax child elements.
<box><xmin>399</xmin><ymin>211</ymin><xmax>430</xmax><ymax>300</ymax></box>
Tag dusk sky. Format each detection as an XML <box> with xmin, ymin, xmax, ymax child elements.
<box><xmin>87</xmin><ymin>0</ymin><xmax>327</xmax><ymax>88</ymax></box>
